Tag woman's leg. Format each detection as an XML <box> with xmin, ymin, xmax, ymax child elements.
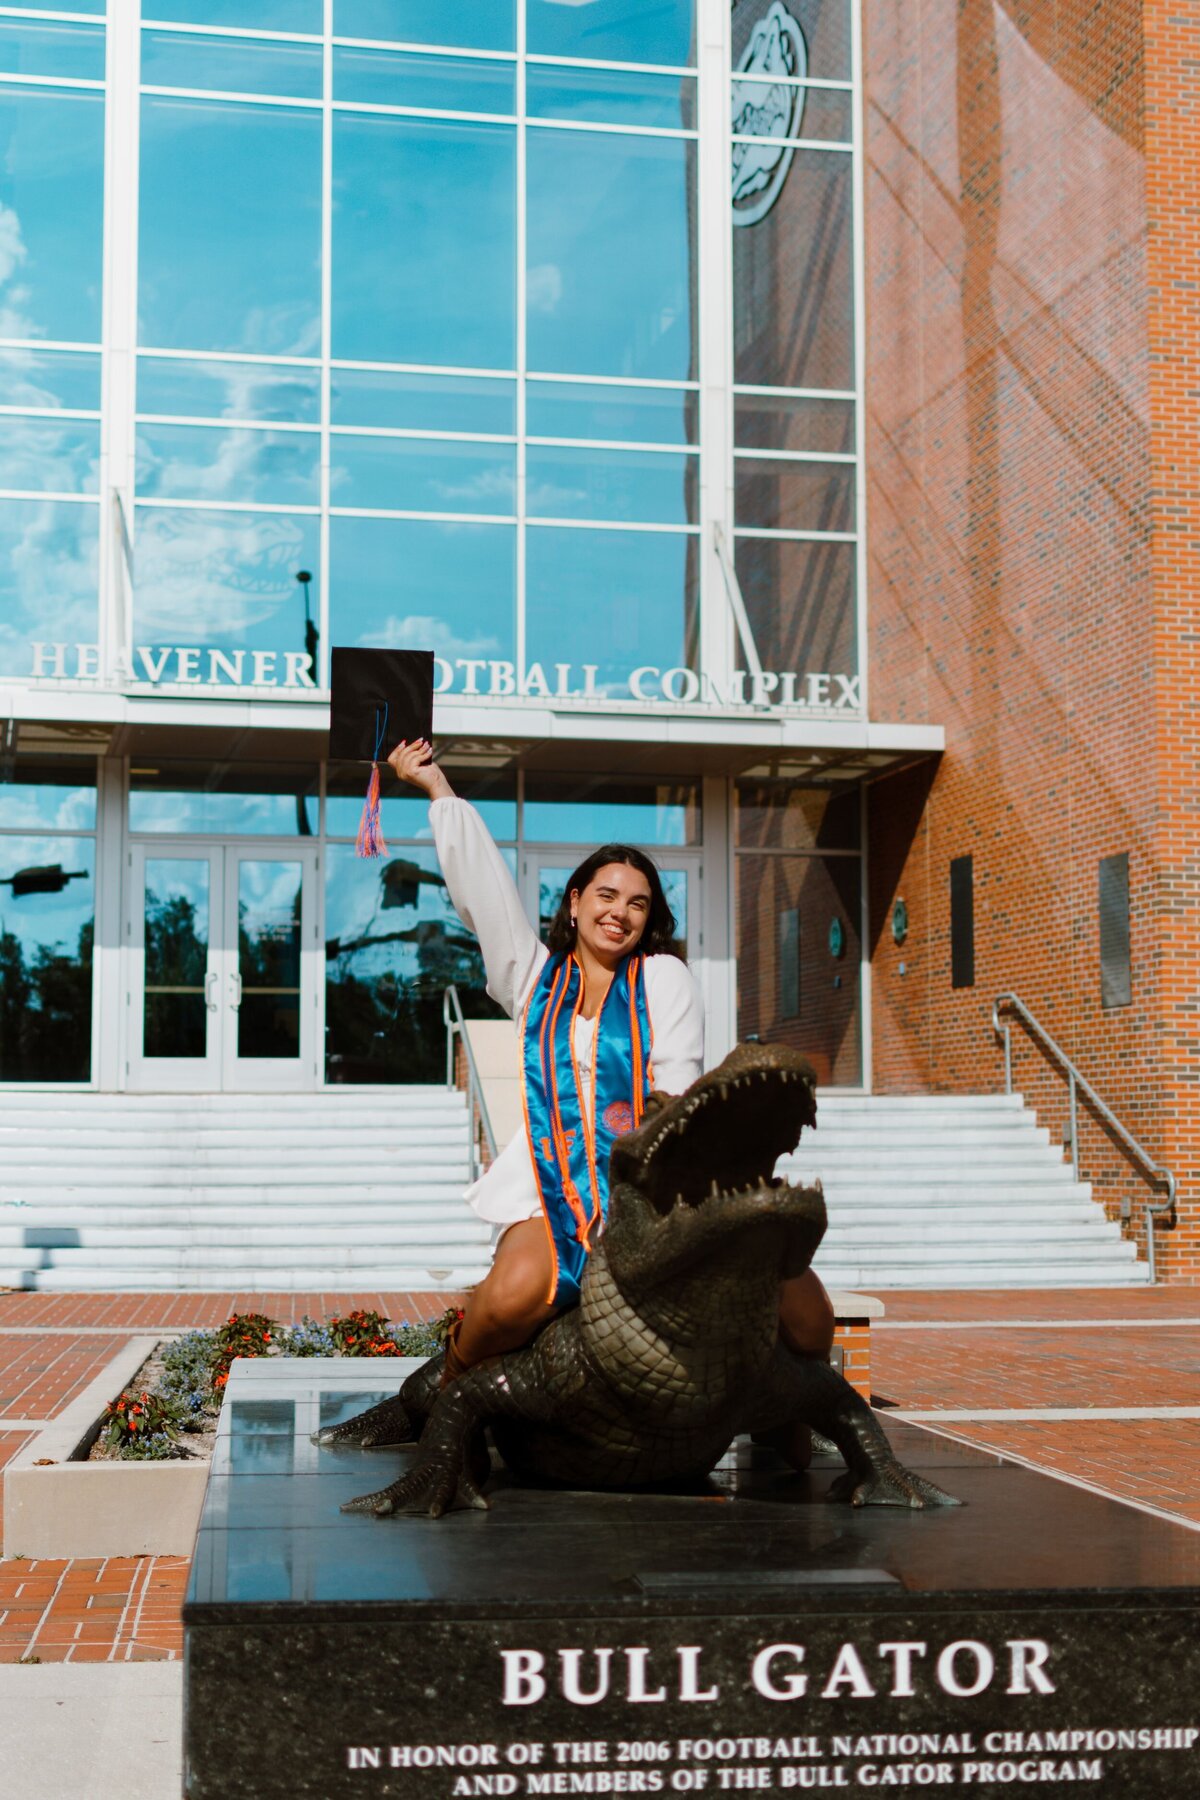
<box><xmin>759</xmin><ymin>1270</ymin><xmax>837</xmax><ymax>1470</ymax></box>
<box><xmin>453</xmin><ymin>1218</ymin><xmax>558</xmax><ymax>1370</ymax></box>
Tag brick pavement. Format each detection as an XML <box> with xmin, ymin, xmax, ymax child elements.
<box><xmin>1</xmin><ymin>1284</ymin><xmax>1198</xmax><ymax>1667</ymax></box>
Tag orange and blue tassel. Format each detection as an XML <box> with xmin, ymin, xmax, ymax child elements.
<box><xmin>356</xmin><ymin>704</ymin><xmax>389</xmax><ymax>859</ymax></box>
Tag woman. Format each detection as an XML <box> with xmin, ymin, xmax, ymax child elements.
<box><xmin>390</xmin><ymin>740</ymin><xmax>834</xmax><ymax>1401</ymax></box>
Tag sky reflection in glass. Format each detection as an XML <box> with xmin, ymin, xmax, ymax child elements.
<box><xmin>0</xmin><ymin>760</ymin><xmax>96</xmax><ymax>832</ymax></box>
<box><xmin>527</xmin><ymin>446</ymin><xmax>695</xmax><ymax>525</ymax></box>
<box><xmin>331</xmin><ymin>369</ymin><xmax>514</xmax><ymax>435</ymax></box>
<box><xmin>136</xmin><ymin>424</ymin><xmax>320</xmax><ymax>507</ymax></box>
<box><xmin>132</xmin><ymin>507</ymin><xmax>320</xmax><ymax>657</ymax></box>
<box><xmin>526</xmin><ymin>65</ymin><xmax>695</xmax><ymax>130</ymax></box>
<box><xmin>0</xmin><ymin>349</ymin><xmax>100</xmax><ymax>414</ymax></box>
<box><xmin>0</xmin><ymin>500</ymin><xmax>98</xmax><ymax>678</ymax></box>
<box><xmin>331</xmin><ymin>437</ymin><xmax>515</xmax><ymax>515</ymax></box>
<box><xmin>150</xmin><ymin>1</ymin><xmax>321</xmax><ymax>29</ymax></box>
<box><xmin>0</xmin><ymin>20</ymin><xmax>105</xmax><ymax>81</ymax></box>
<box><xmin>525</xmin><ymin>526</ymin><xmax>695</xmax><ymax>697</ymax></box>
<box><xmin>329</xmin><ymin>516</ymin><xmax>515</xmax><ymax>672</ymax></box>
<box><xmin>526</xmin><ymin>129</ymin><xmax>695</xmax><ymax>381</ymax></box>
<box><xmin>0</xmin><ymin>87</ymin><xmax>104</xmax><ymax>345</ymax></box>
<box><xmin>0</xmin><ymin>420</ymin><xmax>99</xmax><ymax>494</ymax></box>
<box><xmin>325</xmin><ymin>765</ymin><xmax>515</xmax><ymax>839</ymax></box>
<box><xmin>141</xmin><ymin>31</ymin><xmax>324</xmax><ymax>100</ymax></box>
<box><xmin>524</xmin><ymin>776</ymin><xmax>700</xmax><ymax>847</ymax></box>
<box><xmin>333</xmin><ymin>115</ymin><xmax>515</xmax><ymax>370</ymax></box>
<box><xmin>138</xmin><ymin>98</ymin><xmax>322</xmax><ymax>356</ymax></box>
<box><xmin>526</xmin><ymin>380</ymin><xmax>693</xmax><ymax>446</ymax></box>
<box><xmin>526</xmin><ymin>0</ymin><xmax>695</xmax><ymax>69</ymax></box>
<box><xmin>333</xmin><ymin>47</ymin><xmax>515</xmax><ymax>114</ymax></box>
<box><xmin>333</xmin><ymin>1</ymin><xmax>515</xmax><ymax>52</ymax></box>
<box><xmin>137</xmin><ymin>358</ymin><xmax>321</xmax><ymax>426</ymax></box>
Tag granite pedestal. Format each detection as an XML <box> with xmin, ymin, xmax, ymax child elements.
<box><xmin>183</xmin><ymin>1360</ymin><xmax>1200</xmax><ymax>1799</ymax></box>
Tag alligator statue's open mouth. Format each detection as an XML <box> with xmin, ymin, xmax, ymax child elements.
<box><xmin>611</xmin><ymin>1044</ymin><xmax>817</xmax><ymax>1218</ymax></box>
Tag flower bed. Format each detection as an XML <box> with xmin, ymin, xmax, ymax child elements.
<box><xmin>96</xmin><ymin>1307</ymin><xmax>460</xmax><ymax>1463</ymax></box>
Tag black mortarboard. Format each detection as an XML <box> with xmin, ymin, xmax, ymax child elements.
<box><xmin>328</xmin><ymin>648</ymin><xmax>435</xmax><ymax>764</ymax></box>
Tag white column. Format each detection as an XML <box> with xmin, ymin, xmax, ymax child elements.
<box><xmin>93</xmin><ymin>754</ymin><xmax>127</xmax><ymax>1090</ymax></box>
<box><xmin>696</xmin><ymin>0</ymin><xmax>735</xmax><ymax>690</ymax></box>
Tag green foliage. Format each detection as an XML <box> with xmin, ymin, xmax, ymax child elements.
<box><xmin>101</xmin><ymin>1387</ymin><xmax>186</xmax><ymax>1459</ymax></box>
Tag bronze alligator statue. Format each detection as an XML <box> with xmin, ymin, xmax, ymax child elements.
<box><xmin>321</xmin><ymin>1043</ymin><xmax>959</xmax><ymax>1518</ymax></box>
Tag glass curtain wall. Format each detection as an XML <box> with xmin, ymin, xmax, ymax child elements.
<box><xmin>730</xmin><ymin>0</ymin><xmax>859</xmax><ymax>693</ymax></box>
<box><xmin>0</xmin><ymin>17</ymin><xmax>105</xmax><ymax>675</ymax></box>
<box><xmin>131</xmin><ymin>1</ymin><xmax>701</xmax><ymax>700</ymax></box>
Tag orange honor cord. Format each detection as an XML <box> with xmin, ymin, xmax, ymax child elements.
<box><xmin>519</xmin><ymin>992</ymin><xmax>563</xmax><ymax>1304</ymax></box>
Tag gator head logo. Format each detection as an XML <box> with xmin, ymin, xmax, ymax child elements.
<box><xmin>601</xmin><ymin>1100</ymin><xmax>636</xmax><ymax>1138</ymax></box>
<box><xmin>731</xmin><ymin>2</ymin><xmax>808</xmax><ymax>227</ymax></box>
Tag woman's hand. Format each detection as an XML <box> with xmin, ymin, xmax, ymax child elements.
<box><xmin>387</xmin><ymin>738</ymin><xmax>455</xmax><ymax>802</ymax></box>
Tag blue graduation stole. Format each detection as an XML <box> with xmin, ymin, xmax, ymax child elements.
<box><xmin>520</xmin><ymin>952</ymin><xmax>653</xmax><ymax>1308</ymax></box>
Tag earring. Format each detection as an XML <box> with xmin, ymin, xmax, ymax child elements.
<box><xmin>570</xmin><ymin>912</ymin><xmax>577</xmax><ymax>927</ymax></box>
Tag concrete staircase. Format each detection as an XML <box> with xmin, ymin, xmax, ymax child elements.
<box><xmin>0</xmin><ymin>1084</ymin><xmax>1148</xmax><ymax>1293</ymax></box>
<box><xmin>0</xmin><ymin>1089</ymin><xmax>492</xmax><ymax>1292</ymax></box>
<box><xmin>797</xmin><ymin>1092</ymin><xmax>1147</xmax><ymax>1288</ymax></box>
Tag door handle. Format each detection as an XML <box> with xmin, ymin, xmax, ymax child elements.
<box><xmin>205</xmin><ymin>971</ymin><xmax>219</xmax><ymax>1013</ymax></box>
<box><xmin>229</xmin><ymin>972</ymin><xmax>242</xmax><ymax>1011</ymax></box>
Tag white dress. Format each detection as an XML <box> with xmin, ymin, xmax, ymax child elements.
<box><xmin>429</xmin><ymin>797</ymin><xmax>705</xmax><ymax>1228</ymax></box>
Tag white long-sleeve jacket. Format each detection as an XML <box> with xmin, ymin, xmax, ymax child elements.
<box><xmin>429</xmin><ymin>797</ymin><xmax>705</xmax><ymax>1226</ymax></box>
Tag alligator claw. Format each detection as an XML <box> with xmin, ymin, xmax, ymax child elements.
<box><xmin>342</xmin><ymin>1455</ymin><xmax>491</xmax><ymax>1519</ymax></box>
<box><xmin>313</xmin><ymin>1395</ymin><xmax>417</xmax><ymax>1449</ymax></box>
<box><xmin>828</xmin><ymin>1462</ymin><xmax>962</xmax><ymax>1509</ymax></box>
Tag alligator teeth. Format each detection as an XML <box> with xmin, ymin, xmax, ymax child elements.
<box><xmin>710</xmin><ymin>1179</ymin><xmax>721</xmax><ymax>1198</ymax></box>
<box><xmin>718</xmin><ymin>1081</ymin><xmax>729</xmax><ymax>1100</ymax></box>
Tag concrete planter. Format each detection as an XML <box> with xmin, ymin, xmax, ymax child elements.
<box><xmin>3</xmin><ymin>1336</ymin><xmax>209</xmax><ymax>1559</ymax></box>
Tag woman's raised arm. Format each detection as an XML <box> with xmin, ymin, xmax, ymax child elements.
<box><xmin>388</xmin><ymin>739</ymin><xmax>546</xmax><ymax>1019</ymax></box>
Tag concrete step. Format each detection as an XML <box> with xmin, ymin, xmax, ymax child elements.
<box><xmin>817</xmin><ymin>1234</ymin><xmax>1138</xmax><ymax>1266</ymax></box>
<box><xmin>0</xmin><ymin>1125</ymin><xmax>470</xmax><ymax>1152</ymax></box>
<box><xmin>2</xmin><ymin>1166</ymin><xmax>471</xmax><ymax>1191</ymax></box>
<box><xmin>811</xmin><ymin>1260</ymin><xmax>1149</xmax><ymax>1289</ymax></box>
<box><xmin>0</xmin><ymin>1264</ymin><xmax>489</xmax><ymax>1292</ymax></box>
<box><xmin>19</xmin><ymin>1241</ymin><xmax>492</xmax><ymax>1272</ymax></box>
<box><xmin>1</xmin><ymin>1150</ymin><xmax>474</xmax><ymax>1177</ymax></box>
<box><xmin>790</xmin><ymin>1180</ymin><xmax>1094</xmax><ymax>1204</ymax></box>
<box><xmin>0</xmin><ymin>1220</ymin><xmax>493</xmax><ymax>1250</ymax></box>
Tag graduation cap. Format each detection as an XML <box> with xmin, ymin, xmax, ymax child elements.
<box><xmin>329</xmin><ymin>648</ymin><xmax>435</xmax><ymax>858</ymax></box>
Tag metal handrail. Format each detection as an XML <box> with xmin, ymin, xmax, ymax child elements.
<box><xmin>992</xmin><ymin>992</ymin><xmax>1176</xmax><ymax>1282</ymax></box>
<box><xmin>443</xmin><ymin>984</ymin><xmax>497</xmax><ymax>1179</ymax></box>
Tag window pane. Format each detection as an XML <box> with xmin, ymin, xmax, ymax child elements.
<box><xmin>136</xmin><ymin>424</ymin><xmax>320</xmax><ymax>506</ymax></box>
<box><xmin>731</xmin><ymin>0</ymin><xmax>850</xmax><ymax>84</ymax></box>
<box><xmin>332</xmin><ymin>47</ymin><xmax>514</xmax><ymax>113</ymax></box>
<box><xmin>331</xmin><ymin>436</ymin><xmax>515</xmax><ymax>514</ymax></box>
<box><xmin>0</xmin><ymin>757</ymin><xmax>96</xmax><ymax>832</ymax></box>
<box><xmin>326</xmin><ymin>763</ymin><xmax>516</xmax><ymax>837</ymax></box>
<box><xmin>527</xmin><ymin>129</ymin><xmax>695</xmax><ymax>381</ymax></box>
<box><xmin>237</xmin><ymin>859</ymin><xmax>303</xmax><ymax>1058</ymax></box>
<box><xmin>527</xmin><ymin>0</ymin><xmax>695</xmax><ymax>68</ymax></box>
<box><xmin>141</xmin><ymin>30</ymin><xmax>323</xmax><ymax>98</ymax></box>
<box><xmin>13</xmin><ymin>0</ymin><xmax>103</xmax><ymax>12</ymax></box>
<box><xmin>139</xmin><ymin>98</ymin><xmax>322</xmax><ymax>355</ymax></box>
<box><xmin>129</xmin><ymin>762</ymin><xmax>317</xmax><ymax>834</ymax></box>
<box><xmin>732</xmin><ymin>77</ymin><xmax>852</xmax><ymax>145</ymax></box>
<box><xmin>333</xmin><ymin>0</ymin><xmax>515</xmax><ymax>52</ymax></box>
<box><xmin>735</xmin><ymin>536</ymin><xmax>856</xmax><ymax>688</ymax></box>
<box><xmin>0</xmin><ymin>834</ymin><xmax>94</xmax><ymax>1082</ymax></box>
<box><xmin>525</xmin><ymin>525</ymin><xmax>697</xmax><ymax>699</ymax></box>
<box><xmin>525</xmin><ymin>776</ymin><xmax>700</xmax><ymax>847</ymax></box>
<box><xmin>331</xmin><ymin>368</ymin><xmax>515</xmax><ymax>434</ymax></box>
<box><xmin>0</xmin><ymin>86</ymin><xmax>104</xmax><ymax>344</ymax></box>
<box><xmin>735</xmin><ymin>777</ymin><xmax>860</xmax><ymax>852</ymax></box>
<box><xmin>734</xmin><ymin>392</ymin><xmax>854</xmax><ymax>455</ymax></box>
<box><xmin>329</xmin><ymin>516</ymin><xmax>515</xmax><ymax>674</ymax></box>
<box><xmin>733</xmin><ymin>151</ymin><xmax>853</xmax><ymax>388</ymax></box>
<box><xmin>527</xmin><ymin>380</ymin><xmax>695</xmax><ymax>445</ymax></box>
<box><xmin>137</xmin><ymin>357</ymin><xmax>321</xmax><ymax>424</ymax></box>
<box><xmin>736</xmin><ymin>852</ymin><xmax>860</xmax><ymax>1085</ymax></box>
<box><xmin>527</xmin><ymin>66</ymin><xmax>695</xmax><ymax>130</ymax></box>
<box><xmin>0</xmin><ymin>21</ymin><xmax>106</xmax><ymax>81</ymax></box>
<box><xmin>324</xmin><ymin>841</ymin><xmax>501</xmax><ymax>1086</ymax></box>
<box><xmin>0</xmin><ymin>348</ymin><xmax>101</xmax><ymax>413</ymax></box>
<box><xmin>143</xmin><ymin>856</ymin><xmax>209</xmax><ymax>1058</ymax></box>
<box><xmin>333</xmin><ymin>114</ymin><xmax>515</xmax><ymax>369</ymax></box>
<box><xmin>0</xmin><ymin>418</ymin><xmax>99</xmax><ymax>494</ymax></box>
<box><xmin>0</xmin><ymin>499</ymin><xmax>98</xmax><ymax>675</ymax></box>
<box><xmin>527</xmin><ymin>446</ymin><xmax>696</xmax><ymax>525</ymax></box>
<box><xmin>132</xmin><ymin>507</ymin><xmax>321</xmax><ymax>668</ymax></box>
<box><xmin>734</xmin><ymin>458</ymin><xmax>854</xmax><ymax>533</ymax></box>
<box><xmin>150</xmin><ymin>1</ymin><xmax>322</xmax><ymax>28</ymax></box>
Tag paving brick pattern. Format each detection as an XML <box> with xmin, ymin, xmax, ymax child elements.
<box><xmin>1</xmin><ymin>1285</ymin><xmax>1197</xmax><ymax>1665</ymax></box>
<box><xmin>0</xmin><ymin>1334</ymin><xmax>136</xmax><ymax>1419</ymax></box>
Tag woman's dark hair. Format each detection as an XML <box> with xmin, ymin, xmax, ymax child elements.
<box><xmin>546</xmin><ymin>843</ymin><xmax>683</xmax><ymax>959</ymax></box>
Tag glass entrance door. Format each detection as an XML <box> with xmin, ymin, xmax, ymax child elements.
<box><xmin>128</xmin><ymin>844</ymin><xmax>318</xmax><ymax>1090</ymax></box>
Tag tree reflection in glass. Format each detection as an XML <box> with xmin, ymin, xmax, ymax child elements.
<box><xmin>143</xmin><ymin>858</ymin><xmax>209</xmax><ymax>1058</ymax></box>
<box><xmin>0</xmin><ymin>835</ymin><xmax>94</xmax><ymax>1080</ymax></box>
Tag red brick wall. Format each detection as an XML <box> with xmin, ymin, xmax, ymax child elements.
<box><xmin>860</xmin><ymin>2</ymin><xmax>1193</xmax><ymax>1271</ymax></box>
